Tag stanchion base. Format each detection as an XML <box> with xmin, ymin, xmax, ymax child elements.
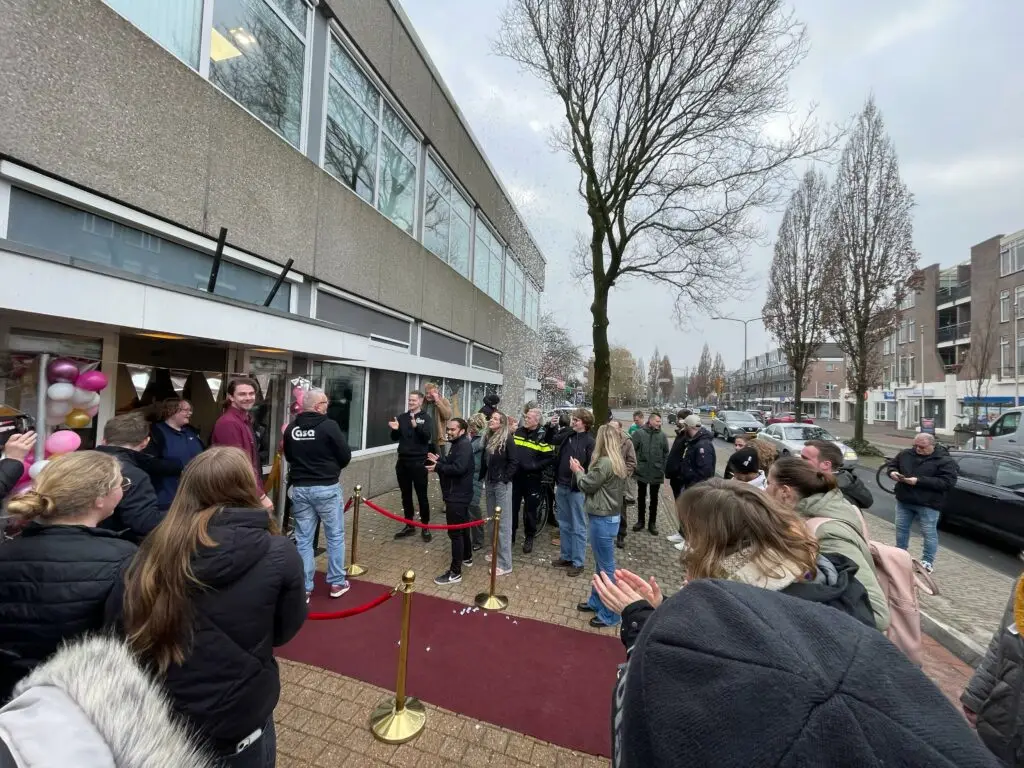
<box><xmin>474</xmin><ymin>592</ymin><xmax>509</xmax><ymax>611</ymax></box>
<box><xmin>370</xmin><ymin>697</ymin><xmax>426</xmax><ymax>743</ymax></box>
<box><xmin>346</xmin><ymin>563</ymin><xmax>368</xmax><ymax>577</ymax></box>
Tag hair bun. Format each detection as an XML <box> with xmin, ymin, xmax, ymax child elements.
<box><xmin>7</xmin><ymin>490</ymin><xmax>57</xmax><ymax>521</ymax></box>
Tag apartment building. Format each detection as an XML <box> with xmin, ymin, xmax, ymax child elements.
<box><xmin>726</xmin><ymin>343</ymin><xmax>845</xmax><ymax>418</ymax></box>
<box><xmin>0</xmin><ymin>0</ymin><xmax>545</xmax><ymax>497</ymax></box>
<box><xmin>858</xmin><ymin>228</ymin><xmax>1024</xmax><ymax>434</ymax></box>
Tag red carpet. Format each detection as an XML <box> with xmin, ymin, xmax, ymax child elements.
<box><xmin>277</xmin><ymin>574</ymin><xmax>625</xmax><ymax>757</ymax></box>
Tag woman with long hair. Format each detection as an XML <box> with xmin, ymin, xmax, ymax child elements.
<box><xmin>108</xmin><ymin>446</ymin><xmax>306</xmax><ymax>767</ymax></box>
<box><xmin>767</xmin><ymin>456</ymin><xmax>890</xmax><ymax>631</ymax></box>
<box><xmin>593</xmin><ymin>478</ymin><xmax>876</xmax><ymax>647</ymax></box>
<box><xmin>0</xmin><ymin>451</ymin><xmax>135</xmax><ymax>700</ymax></box>
<box><xmin>572</xmin><ymin>424</ymin><xmax>628</xmax><ymax>629</ymax></box>
<box><xmin>146</xmin><ymin>397</ymin><xmax>205</xmax><ymax>509</ymax></box>
<box><xmin>479</xmin><ymin>410</ymin><xmax>518</xmax><ymax>576</ymax></box>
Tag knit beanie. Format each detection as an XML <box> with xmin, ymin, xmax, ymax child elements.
<box><xmin>726</xmin><ymin>446</ymin><xmax>760</xmax><ymax>476</ymax></box>
<box><xmin>614</xmin><ymin>580</ymin><xmax>999</xmax><ymax>768</ymax></box>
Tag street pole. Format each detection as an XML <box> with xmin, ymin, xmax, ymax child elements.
<box><xmin>920</xmin><ymin>323</ymin><xmax>925</xmax><ymax>427</ymax></box>
<box><xmin>1016</xmin><ymin>299</ymin><xmax>1020</xmax><ymax>407</ymax></box>
<box><xmin>712</xmin><ymin>315</ymin><xmax>764</xmax><ymax>410</ymax></box>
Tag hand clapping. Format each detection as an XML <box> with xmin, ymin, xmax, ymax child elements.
<box><xmin>592</xmin><ymin>569</ymin><xmax>663</xmax><ymax>614</ymax></box>
<box><xmin>388</xmin><ymin>416</ymin><xmax>400</xmax><ymax>430</ymax></box>
<box><xmin>425</xmin><ymin>452</ymin><xmax>439</xmax><ymax>472</ymax></box>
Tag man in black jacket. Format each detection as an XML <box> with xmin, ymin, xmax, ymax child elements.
<box><xmin>428</xmin><ymin>418</ymin><xmax>475</xmax><ymax>585</ymax></box>
<box><xmin>511</xmin><ymin>406</ymin><xmax>555</xmax><ymax>554</ymax></box>
<box><xmin>802</xmin><ymin>439</ymin><xmax>873</xmax><ymax>508</ymax></box>
<box><xmin>96</xmin><ymin>413</ymin><xmax>162</xmax><ymax>543</ymax></box>
<box><xmin>665</xmin><ymin>414</ymin><xmax>715</xmax><ymax>551</ymax></box>
<box><xmin>389</xmin><ymin>391</ymin><xmax>432</xmax><ymax>542</ymax></box>
<box><xmin>552</xmin><ymin>409</ymin><xmax>596</xmax><ymax>577</ymax></box>
<box><xmin>885</xmin><ymin>433</ymin><xmax>958</xmax><ymax>572</ymax></box>
<box><xmin>283</xmin><ymin>389</ymin><xmax>353</xmax><ymax>601</ymax></box>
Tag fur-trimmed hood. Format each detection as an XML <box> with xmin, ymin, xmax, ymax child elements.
<box><xmin>0</xmin><ymin>635</ymin><xmax>213</xmax><ymax>767</ymax></box>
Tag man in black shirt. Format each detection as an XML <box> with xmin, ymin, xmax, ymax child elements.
<box><xmin>389</xmin><ymin>391</ymin><xmax>432</xmax><ymax>542</ymax></box>
<box><xmin>428</xmin><ymin>418</ymin><xmax>474</xmax><ymax>585</ymax></box>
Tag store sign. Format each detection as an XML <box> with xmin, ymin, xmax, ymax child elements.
<box><xmin>883</xmin><ymin>391</ymin><xmax>895</xmax><ymax>400</ymax></box>
<box><xmin>910</xmin><ymin>388</ymin><xmax>935</xmax><ymax>397</ymax></box>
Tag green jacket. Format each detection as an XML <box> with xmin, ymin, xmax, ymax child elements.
<box><xmin>573</xmin><ymin>456</ymin><xmax>626</xmax><ymax>517</ymax></box>
<box><xmin>797</xmin><ymin>489</ymin><xmax>891</xmax><ymax>631</ymax></box>
<box><xmin>631</xmin><ymin>425</ymin><xmax>670</xmax><ymax>484</ymax></box>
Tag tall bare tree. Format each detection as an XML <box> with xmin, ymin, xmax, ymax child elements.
<box><xmin>609</xmin><ymin>346</ymin><xmax>640</xmax><ymax>402</ymax></box>
<box><xmin>763</xmin><ymin>168</ymin><xmax>832</xmax><ymax>418</ymax></box>
<box><xmin>539</xmin><ymin>313</ymin><xmax>585</xmax><ymax>402</ymax></box>
<box><xmin>658</xmin><ymin>356</ymin><xmax>674</xmax><ymax>400</ymax></box>
<box><xmin>822</xmin><ymin>98</ymin><xmax>919</xmax><ymax>445</ymax></box>
<box><xmin>694</xmin><ymin>344</ymin><xmax>714</xmax><ymax>400</ymax></box>
<box><xmin>496</xmin><ymin>0</ymin><xmax>833</xmax><ymax>423</ymax></box>
<box><xmin>646</xmin><ymin>351</ymin><xmax>660</xmax><ymax>404</ymax></box>
<box><xmin>961</xmin><ymin>286</ymin><xmax>1002</xmax><ymax>426</ymax></box>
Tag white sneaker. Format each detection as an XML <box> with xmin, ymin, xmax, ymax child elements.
<box><xmin>667</xmin><ymin>533</ymin><xmax>684</xmax><ymax>543</ymax></box>
<box><xmin>674</xmin><ymin>540</ymin><xmax>687</xmax><ymax>551</ymax></box>
<box><xmin>496</xmin><ymin>566</ymin><xmax>512</xmax><ymax>576</ymax></box>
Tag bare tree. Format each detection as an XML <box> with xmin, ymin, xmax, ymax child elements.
<box><xmin>646</xmin><ymin>351</ymin><xmax>659</xmax><ymax>404</ymax></box>
<box><xmin>609</xmin><ymin>346</ymin><xmax>640</xmax><ymax>403</ymax></box>
<box><xmin>694</xmin><ymin>344</ymin><xmax>713</xmax><ymax>400</ymax></box>
<box><xmin>763</xmin><ymin>168</ymin><xmax>832</xmax><ymax>418</ymax></box>
<box><xmin>961</xmin><ymin>286</ymin><xmax>1001</xmax><ymax>427</ymax></box>
<box><xmin>658</xmin><ymin>356</ymin><xmax>674</xmax><ymax>400</ymax></box>
<box><xmin>710</xmin><ymin>352</ymin><xmax>726</xmax><ymax>402</ymax></box>
<box><xmin>496</xmin><ymin>0</ymin><xmax>834</xmax><ymax>423</ymax></box>
<box><xmin>822</xmin><ymin>97</ymin><xmax>919</xmax><ymax>446</ymax></box>
<box><xmin>539</xmin><ymin>313</ymin><xmax>585</xmax><ymax>402</ymax></box>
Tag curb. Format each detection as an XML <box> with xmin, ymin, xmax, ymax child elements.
<box><xmin>920</xmin><ymin>609</ymin><xmax>988</xmax><ymax>668</ymax></box>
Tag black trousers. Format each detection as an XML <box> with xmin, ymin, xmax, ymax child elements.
<box><xmin>445</xmin><ymin>502</ymin><xmax>472</xmax><ymax>574</ymax></box>
<box><xmin>511</xmin><ymin>473</ymin><xmax>542</xmax><ymax>539</ymax></box>
<box><xmin>396</xmin><ymin>458</ymin><xmax>430</xmax><ymax>524</ymax></box>
<box><xmin>634</xmin><ymin>481</ymin><xmax>659</xmax><ymax>528</ymax></box>
<box><xmin>544</xmin><ymin>481</ymin><xmax>557</xmax><ymax>530</ymax></box>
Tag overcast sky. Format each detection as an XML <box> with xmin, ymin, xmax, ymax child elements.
<box><xmin>399</xmin><ymin>0</ymin><xmax>1024</xmax><ymax>374</ymax></box>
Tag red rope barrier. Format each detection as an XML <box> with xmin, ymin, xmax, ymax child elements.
<box><xmin>344</xmin><ymin>497</ymin><xmax>353</xmax><ymax>512</ymax></box>
<box><xmin>363</xmin><ymin>498</ymin><xmax>488</xmax><ymax>530</ymax></box>
<box><xmin>307</xmin><ymin>588</ymin><xmax>395</xmax><ymax>621</ymax></box>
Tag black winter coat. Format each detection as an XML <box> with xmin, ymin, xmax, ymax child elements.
<box><xmin>836</xmin><ymin>467</ymin><xmax>874</xmax><ymax>508</ymax></box>
<box><xmin>106</xmin><ymin>508</ymin><xmax>306</xmax><ymax>751</ymax></box>
<box><xmin>95</xmin><ymin>445</ymin><xmax>163</xmax><ymax>543</ymax></box>
<box><xmin>283</xmin><ymin>412</ymin><xmax>352</xmax><ymax>486</ymax></box>
<box><xmin>665</xmin><ymin>428</ymin><xmax>716</xmax><ymax>487</ymax></box>
<box><xmin>436</xmin><ymin>434</ymin><xmax>474</xmax><ymax>505</ymax></box>
<box><xmin>885</xmin><ymin>447</ymin><xmax>958</xmax><ymax>509</ymax></box>
<box><xmin>0</xmin><ymin>458</ymin><xmax>24</xmax><ymax>501</ymax></box>
<box><xmin>480</xmin><ymin>434</ymin><xmax>519</xmax><ymax>485</ymax></box>
<box><xmin>555</xmin><ymin>430</ymin><xmax>595</xmax><ymax>490</ymax></box>
<box><xmin>0</xmin><ymin>523</ymin><xmax>136</xmax><ymax>701</ymax></box>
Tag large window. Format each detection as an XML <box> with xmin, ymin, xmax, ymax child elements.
<box><xmin>1016</xmin><ymin>286</ymin><xmax>1024</xmax><ymax>319</ymax></box>
<box><xmin>324</xmin><ymin>40</ymin><xmax>417</xmax><ymax>234</ymax></box>
<box><xmin>1001</xmin><ymin>290</ymin><xmax>1011</xmax><ymax>323</ymax></box>
<box><xmin>315</xmin><ymin>291</ymin><xmax>410</xmax><ymax>345</ymax></box>
<box><xmin>209</xmin><ymin>0</ymin><xmax>308</xmax><ymax>149</ymax></box>
<box><xmin>366</xmin><ymin>370</ymin><xmax>408</xmax><ymax>449</ymax></box>
<box><xmin>1001</xmin><ymin>239</ymin><xmax>1024</xmax><ymax>277</ymax></box>
<box><xmin>503</xmin><ymin>256</ymin><xmax>525</xmax><ymax>319</ymax></box>
<box><xmin>7</xmin><ymin>188</ymin><xmax>291</xmax><ymax>311</ymax></box>
<box><xmin>474</xmin><ymin>217</ymin><xmax>504</xmax><ymax>303</ymax></box>
<box><xmin>104</xmin><ymin>0</ymin><xmax>204</xmax><ymax>67</ymax></box>
<box><xmin>423</xmin><ymin>157</ymin><xmax>472</xmax><ymax>277</ymax></box>
<box><xmin>420</xmin><ymin>328</ymin><xmax>467</xmax><ymax>366</ymax></box>
<box><xmin>312</xmin><ymin>362</ymin><xmax>366</xmax><ymax>451</ymax></box>
<box><xmin>424</xmin><ymin>377</ymin><xmax>466</xmax><ymax>418</ymax></box>
<box><xmin>524</xmin><ymin>280</ymin><xmax>540</xmax><ymax>331</ymax></box>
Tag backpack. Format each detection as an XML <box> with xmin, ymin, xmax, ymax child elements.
<box><xmin>807</xmin><ymin>508</ymin><xmax>938</xmax><ymax>665</ymax></box>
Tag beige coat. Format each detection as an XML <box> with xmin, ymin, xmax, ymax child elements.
<box><xmin>620</xmin><ymin>433</ymin><xmax>637</xmax><ymax>504</ymax></box>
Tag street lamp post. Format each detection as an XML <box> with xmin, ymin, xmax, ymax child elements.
<box><xmin>711</xmin><ymin>315</ymin><xmax>765</xmax><ymax>410</ymax></box>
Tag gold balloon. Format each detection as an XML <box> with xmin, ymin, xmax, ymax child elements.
<box><xmin>64</xmin><ymin>409</ymin><xmax>92</xmax><ymax>429</ymax></box>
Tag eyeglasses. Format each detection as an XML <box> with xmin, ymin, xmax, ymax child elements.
<box><xmin>120</xmin><ymin>477</ymin><xmax>132</xmax><ymax>491</ymax></box>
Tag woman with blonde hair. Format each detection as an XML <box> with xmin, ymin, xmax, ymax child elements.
<box><xmin>479</xmin><ymin>410</ymin><xmax>518</xmax><ymax>575</ymax></box>
<box><xmin>108</xmin><ymin>446</ymin><xmax>306</xmax><ymax>767</ymax></box>
<box><xmin>572</xmin><ymin>424</ymin><xmax>628</xmax><ymax>628</ymax></box>
<box><xmin>0</xmin><ymin>451</ymin><xmax>135</xmax><ymax>700</ymax></box>
<box><xmin>594</xmin><ymin>478</ymin><xmax>876</xmax><ymax>647</ymax></box>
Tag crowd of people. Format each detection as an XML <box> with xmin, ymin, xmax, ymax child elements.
<box><xmin>0</xmin><ymin>380</ymin><xmax>1018</xmax><ymax>766</ymax></box>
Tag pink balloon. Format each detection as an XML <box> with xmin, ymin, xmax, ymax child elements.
<box><xmin>75</xmin><ymin>370</ymin><xmax>108</xmax><ymax>392</ymax></box>
<box><xmin>44</xmin><ymin>430</ymin><xmax>81</xmax><ymax>456</ymax></box>
<box><xmin>86</xmin><ymin>405</ymin><xmax>100</xmax><ymax>417</ymax></box>
<box><xmin>292</xmin><ymin>386</ymin><xmax>304</xmax><ymax>402</ymax></box>
<box><xmin>46</xmin><ymin>358</ymin><xmax>80</xmax><ymax>384</ymax></box>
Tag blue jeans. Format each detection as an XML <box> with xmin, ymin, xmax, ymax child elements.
<box><xmin>587</xmin><ymin>514</ymin><xmax>621</xmax><ymax>626</ymax></box>
<box><xmin>290</xmin><ymin>484</ymin><xmax>347</xmax><ymax>593</ymax></box>
<box><xmin>895</xmin><ymin>501</ymin><xmax>940</xmax><ymax>566</ymax></box>
<box><xmin>555</xmin><ymin>485</ymin><xmax>587</xmax><ymax>567</ymax></box>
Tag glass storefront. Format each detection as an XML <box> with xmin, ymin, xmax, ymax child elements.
<box><xmin>312</xmin><ymin>362</ymin><xmax>366</xmax><ymax>450</ymax></box>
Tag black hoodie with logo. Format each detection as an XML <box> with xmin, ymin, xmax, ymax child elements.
<box><xmin>283</xmin><ymin>412</ymin><xmax>352</xmax><ymax>487</ymax></box>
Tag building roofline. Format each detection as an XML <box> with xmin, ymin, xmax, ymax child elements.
<box><xmin>388</xmin><ymin>0</ymin><xmax>547</xmax><ymax>267</ymax></box>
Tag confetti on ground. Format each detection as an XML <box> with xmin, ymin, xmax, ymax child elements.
<box><xmin>426</xmin><ymin>646</ymin><xmax>431</xmax><ymax>652</ymax></box>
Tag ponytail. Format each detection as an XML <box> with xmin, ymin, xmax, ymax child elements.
<box><xmin>6</xmin><ymin>451</ymin><xmax>121</xmax><ymax>522</ymax></box>
<box><xmin>6</xmin><ymin>490</ymin><xmax>59</xmax><ymax>522</ymax></box>
<box><xmin>770</xmin><ymin>456</ymin><xmax>837</xmax><ymax>497</ymax></box>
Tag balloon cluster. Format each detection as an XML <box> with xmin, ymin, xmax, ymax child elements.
<box><xmin>44</xmin><ymin>358</ymin><xmax>108</xmax><ymax>431</ymax></box>
<box><xmin>291</xmin><ymin>385</ymin><xmax>305</xmax><ymax>415</ymax></box>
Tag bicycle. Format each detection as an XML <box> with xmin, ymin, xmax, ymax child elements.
<box><xmin>875</xmin><ymin>460</ymin><xmax>897</xmax><ymax>495</ymax></box>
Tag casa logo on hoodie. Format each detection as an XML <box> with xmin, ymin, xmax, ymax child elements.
<box><xmin>291</xmin><ymin>427</ymin><xmax>317</xmax><ymax>441</ymax></box>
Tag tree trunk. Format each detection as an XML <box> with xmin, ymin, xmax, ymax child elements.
<box><xmin>792</xmin><ymin>364</ymin><xmax>804</xmax><ymax>422</ymax></box>
<box><xmin>853</xmin><ymin>377</ymin><xmax>865</xmax><ymax>442</ymax></box>
<box><xmin>591</xmin><ymin>280</ymin><xmax>611</xmax><ymax>425</ymax></box>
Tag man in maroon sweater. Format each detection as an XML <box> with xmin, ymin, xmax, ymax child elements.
<box><xmin>211</xmin><ymin>377</ymin><xmax>273</xmax><ymax>510</ymax></box>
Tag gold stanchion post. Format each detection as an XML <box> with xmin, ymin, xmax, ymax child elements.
<box><xmin>474</xmin><ymin>506</ymin><xmax>509</xmax><ymax>611</ymax></box>
<box><xmin>346</xmin><ymin>484</ymin><xmax>367</xmax><ymax>577</ymax></box>
<box><xmin>370</xmin><ymin>570</ymin><xmax>426</xmax><ymax>743</ymax></box>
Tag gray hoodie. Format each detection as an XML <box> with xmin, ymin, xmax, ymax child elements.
<box><xmin>0</xmin><ymin>635</ymin><xmax>213</xmax><ymax>767</ymax></box>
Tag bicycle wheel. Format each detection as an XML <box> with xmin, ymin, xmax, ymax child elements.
<box><xmin>876</xmin><ymin>463</ymin><xmax>897</xmax><ymax>494</ymax></box>
<box><xmin>534</xmin><ymin>488</ymin><xmax>550</xmax><ymax>536</ymax></box>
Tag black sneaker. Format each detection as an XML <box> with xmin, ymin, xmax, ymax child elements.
<box><xmin>462</xmin><ymin>559</ymin><xmax>474</xmax><ymax>568</ymax></box>
<box><xmin>433</xmin><ymin>570</ymin><xmax>462</xmax><ymax>586</ymax></box>
<box><xmin>523</xmin><ymin>537</ymin><xmax>534</xmax><ymax>554</ymax></box>
<box><xmin>576</xmin><ymin>602</ymin><xmax>596</xmax><ymax>613</ymax></box>
<box><xmin>567</xmin><ymin>566</ymin><xmax>584</xmax><ymax>577</ymax></box>
<box><xmin>552</xmin><ymin>559</ymin><xmax>572</xmax><ymax>568</ymax></box>
<box><xmin>394</xmin><ymin>526</ymin><xmax>416</xmax><ymax>539</ymax></box>
<box><xmin>472</xmin><ymin>542</ymin><xmax>483</xmax><ymax>552</ymax></box>
<box><xmin>421</xmin><ymin>529</ymin><xmax>432</xmax><ymax>542</ymax></box>
<box><xmin>648</xmin><ymin>524</ymin><xmax>658</xmax><ymax>536</ymax></box>
<box><xmin>615</xmin><ymin>535</ymin><xmax>625</xmax><ymax>549</ymax></box>
<box><xmin>631</xmin><ymin>522</ymin><xmax>645</xmax><ymax>532</ymax></box>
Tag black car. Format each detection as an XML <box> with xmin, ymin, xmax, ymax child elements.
<box><xmin>892</xmin><ymin>450</ymin><xmax>1024</xmax><ymax>549</ymax></box>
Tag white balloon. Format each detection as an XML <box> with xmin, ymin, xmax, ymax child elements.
<box><xmin>71</xmin><ymin>387</ymin><xmax>96</xmax><ymax>407</ymax></box>
<box><xmin>46</xmin><ymin>383</ymin><xmax>76</xmax><ymax>402</ymax></box>
<box><xmin>86</xmin><ymin>392</ymin><xmax>101</xmax><ymax>408</ymax></box>
<box><xmin>28</xmin><ymin>460</ymin><xmax>49</xmax><ymax>479</ymax></box>
<box><xmin>46</xmin><ymin>400</ymin><xmax>72</xmax><ymax>417</ymax></box>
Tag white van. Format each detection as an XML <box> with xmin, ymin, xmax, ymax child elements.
<box><xmin>982</xmin><ymin>409</ymin><xmax>1024</xmax><ymax>453</ymax></box>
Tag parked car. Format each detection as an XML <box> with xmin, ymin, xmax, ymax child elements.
<box><xmin>971</xmin><ymin>408</ymin><xmax>1024</xmax><ymax>455</ymax></box>
<box><xmin>766</xmin><ymin>411</ymin><xmax>814</xmax><ymax>425</ymax></box>
<box><xmin>756</xmin><ymin>423</ymin><xmax>858</xmax><ymax>467</ymax></box>
<box><xmin>710</xmin><ymin>411</ymin><xmax>763</xmax><ymax>442</ymax></box>
<box><xmin>895</xmin><ymin>450</ymin><xmax>1024</xmax><ymax>551</ymax></box>
<box><xmin>746</xmin><ymin>409</ymin><xmax>766</xmax><ymax>424</ymax></box>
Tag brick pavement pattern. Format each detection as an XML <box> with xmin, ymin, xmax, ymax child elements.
<box><xmin>278</xmin><ymin>443</ymin><xmax>982</xmax><ymax>765</ymax></box>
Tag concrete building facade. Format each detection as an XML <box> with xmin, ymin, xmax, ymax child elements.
<box><xmin>0</xmin><ymin>0</ymin><xmax>544</xmax><ymax>497</ymax></box>
<box><xmin>725</xmin><ymin>343</ymin><xmax>845</xmax><ymax>418</ymax></box>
